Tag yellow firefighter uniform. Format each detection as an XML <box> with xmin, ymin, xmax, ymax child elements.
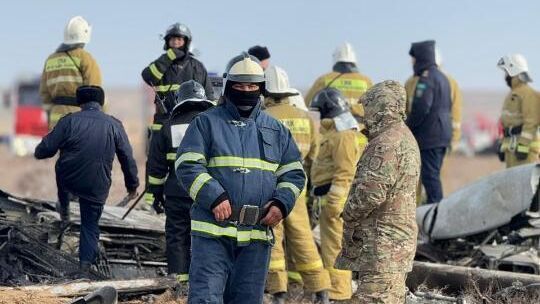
<box><xmin>264</xmin><ymin>97</ymin><xmax>331</xmax><ymax>294</ymax></box>
<box><xmin>500</xmin><ymin>78</ymin><xmax>540</xmax><ymax>167</ymax></box>
<box><xmin>310</xmin><ymin>119</ymin><xmax>364</xmax><ymax>300</ymax></box>
<box><xmin>40</xmin><ymin>46</ymin><xmax>102</xmax><ymax>129</ymax></box>
<box><xmin>305</xmin><ymin>72</ymin><xmax>372</xmax><ymax>120</ymax></box>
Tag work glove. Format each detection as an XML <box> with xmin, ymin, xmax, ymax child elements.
<box><xmin>152</xmin><ymin>194</ymin><xmax>165</xmax><ymax>214</ymax></box>
<box><xmin>169</xmin><ymin>48</ymin><xmax>185</xmax><ymax>61</ymax></box>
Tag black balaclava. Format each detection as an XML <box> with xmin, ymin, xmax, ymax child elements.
<box><xmin>225</xmin><ymin>81</ymin><xmax>261</xmax><ymax>117</ymax></box>
<box><xmin>332</xmin><ymin>62</ymin><xmax>358</xmax><ymax>74</ymax></box>
<box><xmin>505</xmin><ymin>75</ymin><xmax>513</xmax><ymax>88</ymax></box>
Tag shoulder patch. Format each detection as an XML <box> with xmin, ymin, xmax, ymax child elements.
<box><xmin>415</xmin><ymin>82</ymin><xmax>428</xmax><ymax>98</ymax></box>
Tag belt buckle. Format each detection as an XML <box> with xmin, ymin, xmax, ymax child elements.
<box><xmin>239</xmin><ymin>205</ymin><xmax>260</xmax><ymax>226</ymax></box>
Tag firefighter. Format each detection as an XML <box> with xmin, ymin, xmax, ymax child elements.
<box><xmin>497</xmin><ymin>54</ymin><xmax>540</xmax><ymax>167</ymax></box>
<box><xmin>263</xmin><ymin>66</ymin><xmax>331</xmax><ymax>304</ymax></box>
<box><xmin>34</xmin><ymin>86</ymin><xmax>139</xmax><ymax>276</ymax></box>
<box><xmin>141</xmin><ymin>22</ymin><xmax>214</xmax><ymax>211</ymax></box>
<box><xmin>39</xmin><ymin>16</ymin><xmax>102</xmax><ymax>130</ymax></box>
<box><xmin>145</xmin><ymin>80</ymin><xmax>215</xmax><ymax>286</ymax></box>
<box><xmin>310</xmin><ymin>88</ymin><xmax>364</xmax><ymax>301</ymax></box>
<box><xmin>406</xmin><ymin>40</ymin><xmax>452</xmax><ymax>205</ymax></box>
<box><xmin>248</xmin><ymin>45</ymin><xmax>271</xmax><ymax>70</ymax></box>
<box><xmin>141</xmin><ymin>22</ymin><xmax>215</xmax><ymax>133</ymax></box>
<box><xmin>304</xmin><ymin>42</ymin><xmax>372</xmax><ymax>122</ymax></box>
<box><xmin>175</xmin><ymin>53</ymin><xmax>305</xmax><ymax>304</ymax></box>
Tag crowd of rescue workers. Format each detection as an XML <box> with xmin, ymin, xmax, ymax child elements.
<box><xmin>33</xmin><ymin>16</ymin><xmax>539</xmax><ymax>304</ymax></box>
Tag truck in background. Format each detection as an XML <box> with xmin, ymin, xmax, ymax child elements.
<box><xmin>1</xmin><ymin>76</ymin><xmax>48</xmax><ymax>156</ymax></box>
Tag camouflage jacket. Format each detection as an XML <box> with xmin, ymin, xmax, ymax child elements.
<box><xmin>335</xmin><ymin>80</ymin><xmax>421</xmax><ymax>274</ymax></box>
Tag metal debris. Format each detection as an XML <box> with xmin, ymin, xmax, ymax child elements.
<box><xmin>0</xmin><ymin>188</ymin><xmax>167</xmax><ymax>286</ymax></box>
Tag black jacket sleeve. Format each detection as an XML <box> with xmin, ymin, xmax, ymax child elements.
<box><xmin>34</xmin><ymin>117</ymin><xmax>68</xmax><ymax>159</ymax></box>
<box><xmin>113</xmin><ymin>120</ymin><xmax>139</xmax><ymax>191</ymax></box>
<box><xmin>406</xmin><ymin>78</ymin><xmax>434</xmax><ymax>130</ymax></box>
<box><xmin>141</xmin><ymin>49</ymin><xmax>180</xmax><ymax>85</ymax></box>
<box><xmin>146</xmin><ymin>125</ymin><xmax>169</xmax><ymax>194</ymax></box>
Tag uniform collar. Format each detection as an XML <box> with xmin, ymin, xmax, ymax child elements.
<box><xmin>80</xmin><ymin>102</ymin><xmax>102</xmax><ymax>111</ymax></box>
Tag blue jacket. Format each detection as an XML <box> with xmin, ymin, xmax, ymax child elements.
<box><xmin>175</xmin><ymin>99</ymin><xmax>305</xmax><ymax>245</ymax></box>
<box><xmin>407</xmin><ymin>41</ymin><xmax>452</xmax><ymax>150</ymax></box>
<box><xmin>35</xmin><ymin>102</ymin><xmax>139</xmax><ymax>203</ymax></box>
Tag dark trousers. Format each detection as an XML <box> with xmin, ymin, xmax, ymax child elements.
<box><xmin>79</xmin><ymin>199</ymin><xmax>104</xmax><ymax>264</ymax></box>
<box><xmin>164</xmin><ymin>196</ymin><xmax>192</xmax><ymax>275</ymax></box>
<box><xmin>58</xmin><ymin>187</ymin><xmax>104</xmax><ymax>265</ymax></box>
<box><xmin>420</xmin><ymin>147</ymin><xmax>446</xmax><ymax>204</ymax></box>
<box><xmin>188</xmin><ymin>235</ymin><xmax>271</xmax><ymax>304</ymax></box>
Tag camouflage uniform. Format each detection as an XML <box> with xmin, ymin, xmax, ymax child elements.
<box><xmin>335</xmin><ymin>80</ymin><xmax>421</xmax><ymax>304</ymax></box>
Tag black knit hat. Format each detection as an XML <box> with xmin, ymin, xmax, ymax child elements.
<box><xmin>248</xmin><ymin>45</ymin><xmax>270</xmax><ymax>61</ymax></box>
<box><xmin>76</xmin><ymin>85</ymin><xmax>105</xmax><ymax>105</ymax></box>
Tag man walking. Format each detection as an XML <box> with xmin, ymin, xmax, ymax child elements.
<box><xmin>35</xmin><ymin>86</ymin><xmax>139</xmax><ymax>275</ymax></box>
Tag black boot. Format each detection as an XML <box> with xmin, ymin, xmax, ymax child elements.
<box><xmin>271</xmin><ymin>292</ymin><xmax>287</xmax><ymax>304</ymax></box>
<box><xmin>313</xmin><ymin>290</ymin><xmax>330</xmax><ymax>304</ymax></box>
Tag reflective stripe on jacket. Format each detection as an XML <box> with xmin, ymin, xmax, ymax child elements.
<box><xmin>175</xmin><ymin>99</ymin><xmax>305</xmax><ymax>244</ymax></box>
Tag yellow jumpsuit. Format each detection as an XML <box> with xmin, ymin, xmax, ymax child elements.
<box><xmin>500</xmin><ymin>78</ymin><xmax>540</xmax><ymax>167</ymax></box>
<box><xmin>40</xmin><ymin>47</ymin><xmax>102</xmax><ymax>129</ymax></box>
<box><xmin>310</xmin><ymin>119</ymin><xmax>364</xmax><ymax>300</ymax></box>
<box><xmin>305</xmin><ymin>72</ymin><xmax>372</xmax><ymax>121</ymax></box>
<box><xmin>264</xmin><ymin>97</ymin><xmax>331</xmax><ymax>294</ymax></box>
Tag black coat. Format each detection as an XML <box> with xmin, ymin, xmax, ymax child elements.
<box><xmin>146</xmin><ymin>106</ymin><xmax>204</xmax><ymax>199</ymax></box>
<box><xmin>142</xmin><ymin>53</ymin><xmax>214</xmax><ymax>124</ymax></box>
<box><xmin>406</xmin><ymin>41</ymin><xmax>452</xmax><ymax>150</ymax></box>
<box><xmin>35</xmin><ymin>102</ymin><xmax>139</xmax><ymax>203</ymax></box>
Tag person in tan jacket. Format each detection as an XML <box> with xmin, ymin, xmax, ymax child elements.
<box><xmin>305</xmin><ymin>42</ymin><xmax>372</xmax><ymax>122</ymax></box>
<box><xmin>310</xmin><ymin>88</ymin><xmax>364</xmax><ymax>301</ymax></box>
<box><xmin>497</xmin><ymin>54</ymin><xmax>540</xmax><ymax>168</ymax></box>
<box><xmin>40</xmin><ymin>16</ymin><xmax>102</xmax><ymax>130</ymax></box>
<box><xmin>263</xmin><ymin>66</ymin><xmax>331</xmax><ymax>304</ymax></box>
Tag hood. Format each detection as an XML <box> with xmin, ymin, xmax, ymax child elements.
<box><xmin>409</xmin><ymin>40</ymin><xmax>436</xmax><ymax>76</ymax></box>
<box><xmin>332</xmin><ymin>62</ymin><xmax>359</xmax><ymax>74</ymax></box>
<box><xmin>360</xmin><ymin>80</ymin><xmax>406</xmax><ymax>139</ymax></box>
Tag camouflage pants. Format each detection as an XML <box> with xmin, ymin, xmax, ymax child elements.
<box><xmin>351</xmin><ymin>272</ymin><xmax>407</xmax><ymax>304</ymax></box>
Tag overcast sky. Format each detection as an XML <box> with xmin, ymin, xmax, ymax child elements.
<box><xmin>1</xmin><ymin>0</ymin><xmax>539</xmax><ymax>90</ymax></box>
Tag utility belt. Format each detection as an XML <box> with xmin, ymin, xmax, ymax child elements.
<box><xmin>52</xmin><ymin>96</ymin><xmax>79</xmax><ymax>107</ymax></box>
<box><xmin>503</xmin><ymin>125</ymin><xmax>522</xmax><ymax>137</ymax></box>
<box><xmin>311</xmin><ymin>183</ymin><xmax>331</xmax><ymax>197</ymax></box>
<box><xmin>229</xmin><ymin>205</ymin><xmax>266</xmax><ymax>226</ymax></box>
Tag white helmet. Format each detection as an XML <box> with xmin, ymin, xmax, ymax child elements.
<box><xmin>497</xmin><ymin>54</ymin><xmax>529</xmax><ymax>77</ymax></box>
<box><xmin>288</xmin><ymin>89</ymin><xmax>309</xmax><ymax>111</ymax></box>
<box><xmin>223</xmin><ymin>52</ymin><xmax>265</xmax><ymax>94</ymax></box>
<box><xmin>333</xmin><ymin>42</ymin><xmax>357</xmax><ymax>65</ymax></box>
<box><xmin>64</xmin><ymin>16</ymin><xmax>92</xmax><ymax>45</ymax></box>
<box><xmin>265</xmin><ymin>65</ymin><xmax>297</xmax><ymax>95</ymax></box>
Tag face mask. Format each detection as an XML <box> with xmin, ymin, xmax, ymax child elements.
<box><xmin>227</xmin><ymin>88</ymin><xmax>261</xmax><ymax>108</ymax></box>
